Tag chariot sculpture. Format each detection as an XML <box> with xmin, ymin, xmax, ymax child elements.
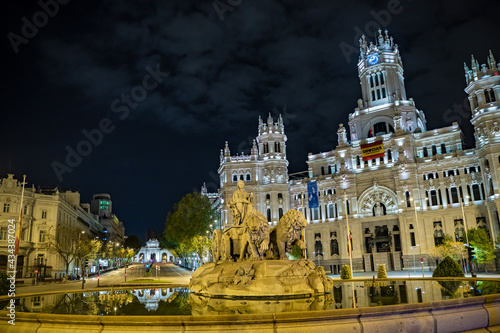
<box><xmin>190</xmin><ymin>181</ymin><xmax>333</xmax><ymax>297</ymax></box>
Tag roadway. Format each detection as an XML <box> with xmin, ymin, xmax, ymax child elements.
<box><xmin>14</xmin><ymin>263</ymin><xmax>192</xmax><ymax>296</ymax></box>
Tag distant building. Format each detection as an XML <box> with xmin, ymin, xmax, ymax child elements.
<box><xmin>214</xmin><ymin>30</ymin><xmax>500</xmax><ymax>273</ymax></box>
<box><xmin>91</xmin><ymin>193</ymin><xmax>125</xmax><ymax>245</ymax></box>
<box><xmin>135</xmin><ymin>239</ymin><xmax>173</xmax><ymax>263</ymax></box>
<box><xmin>0</xmin><ymin>174</ymin><xmax>102</xmax><ymax>279</ymax></box>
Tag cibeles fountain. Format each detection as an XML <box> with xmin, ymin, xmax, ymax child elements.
<box><xmin>189</xmin><ymin>180</ymin><xmax>333</xmax><ymax>298</ymax></box>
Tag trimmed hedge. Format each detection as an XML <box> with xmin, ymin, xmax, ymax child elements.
<box><xmin>340</xmin><ymin>265</ymin><xmax>352</xmax><ymax>279</ymax></box>
<box><xmin>377</xmin><ymin>264</ymin><xmax>388</xmax><ymax>279</ymax></box>
<box><xmin>432</xmin><ymin>256</ymin><xmax>464</xmax><ymax>294</ymax></box>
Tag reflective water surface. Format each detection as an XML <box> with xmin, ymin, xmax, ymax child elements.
<box><xmin>3</xmin><ymin>280</ymin><xmax>500</xmax><ymax>316</ymax></box>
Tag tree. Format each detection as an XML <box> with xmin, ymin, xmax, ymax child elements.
<box><xmin>124</xmin><ymin>235</ymin><xmax>142</xmax><ymax>252</ymax></box>
<box><xmin>47</xmin><ymin>226</ymin><xmax>83</xmax><ymax>278</ymax></box>
<box><xmin>191</xmin><ymin>235</ymin><xmax>211</xmax><ymax>264</ymax></box>
<box><xmin>74</xmin><ymin>233</ymin><xmax>102</xmax><ymax>287</ymax></box>
<box><xmin>163</xmin><ymin>192</ymin><xmax>217</xmax><ymax>258</ymax></box>
<box><xmin>425</xmin><ymin>235</ymin><xmax>466</xmax><ymax>262</ymax></box>
<box><xmin>467</xmin><ymin>228</ymin><xmax>496</xmax><ymax>265</ymax></box>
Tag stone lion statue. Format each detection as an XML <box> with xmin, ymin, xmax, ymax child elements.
<box><xmin>270</xmin><ymin>209</ymin><xmax>307</xmax><ymax>259</ymax></box>
<box><xmin>239</xmin><ymin>206</ymin><xmax>270</xmax><ymax>261</ymax></box>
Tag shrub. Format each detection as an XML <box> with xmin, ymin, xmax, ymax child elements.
<box><xmin>340</xmin><ymin>265</ymin><xmax>352</xmax><ymax>279</ymax></box>
<box><xmin>432</xmin><ymin>256</ymin><xmax>464</xmax><ymax>295</ymax></box>
<box><xmin>377</xmin><ymin>264</ymin><xmax>388</xmax><ymax>279</ymax></box>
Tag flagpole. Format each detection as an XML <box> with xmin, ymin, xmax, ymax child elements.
<box><xmin>344</xmin><ymin>189</ymin><xmax>356</xmax><ymax>308</ymax></box>
<box><xmin>301</xmin><ymin>191</ymin><xmax>307</xmax><ymax>259</ymax></box>
<box><xmin>13</xmin><ymin>175</ymin><xmax>27</xmax><ymax>278</ymax></box>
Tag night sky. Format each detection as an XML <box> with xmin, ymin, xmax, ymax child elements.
<box><xmin>1</xmin><ymin>0</ymin><xmax>499</xmax><ymax>242</ymax></box>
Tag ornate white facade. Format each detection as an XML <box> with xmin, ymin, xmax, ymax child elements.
<box><xmin>216</xmin><ymin>30</ymin><xmax>500</xmax><ymax>273</ymax></box>
<box><xmin>135</xmin><ymin>239</ymin><xmax>173</xmax><ymax>263</ymax></box>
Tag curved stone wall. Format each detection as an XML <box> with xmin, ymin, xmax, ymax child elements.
<box><xmin>1</xmin><ymin>293</ymin><xmax>500</xmax><ymax>332</ymax></box>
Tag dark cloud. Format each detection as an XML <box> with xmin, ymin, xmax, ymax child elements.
<box><xmin>1</xmin><ymin>0</ymin><xmax>498</xmax><ymax>239</ymax></box>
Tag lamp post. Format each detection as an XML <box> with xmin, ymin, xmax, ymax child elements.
<box><xmin>412</xmin><ymin>176</ymin><xmax>425</xmax><ymax>278</ymax></box>
<box><xmin>459</xmin><ymin>192</ymin><xmax>473</xmax><ymax>276</ymax></box>
<box><xmin>34</xmin><ymin>258</ymin><xmax>38</xmax><ymax>286</ymax></box>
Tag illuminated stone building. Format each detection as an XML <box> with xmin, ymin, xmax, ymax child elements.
<box><xmin>216</xmin><ymin>30</ymin><xmax>500</xmax><ymax>273</ymax></box>
<box><xmin>0</xmin><ymin>174</ymin><xmax>102</xmax><ymax>279</ymax></box>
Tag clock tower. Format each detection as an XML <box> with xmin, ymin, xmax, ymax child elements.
<box><xmin>348</xmin><ymin>29</ymin><xmax>426</xmax><ymax>141</ymax></box>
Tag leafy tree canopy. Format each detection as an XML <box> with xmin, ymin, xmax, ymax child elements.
<box><xmin>163</xmin><ymin>192</ymin><xmax>216</xmax><ymax>257</ymax></box>
<box><xmin>467</xmin><ymin>228</ymin><xmax>496</xmax><ymax>264</ymax></box>
<box><xmin>425</xmin><ymin>234</ymin><xmax>466</xmax><ymax>262</ymax></box>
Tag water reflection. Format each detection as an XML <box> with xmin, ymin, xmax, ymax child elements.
<box><xmin>3</xmin><ymin>280</ymin><xmax>500</xmax><ymax>316</ymax></box>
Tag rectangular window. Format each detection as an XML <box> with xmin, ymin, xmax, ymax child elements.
<box><xmin>410</xmin><ymin>232</ymin><xmax>416</xmax><ymax>246</ymax></box>
<box><xmin>450</xmin><ymin>188</ymin><xmax>459</xmax><ymax>203</ymax></box>
<box><xmin>328</xmin><ymin>204</ymin><xmax>334</xmax><ymax>219</ymax></box>
<box><xmin>41</xmin><ymin>210</ymin><xmax>47</xmax><ymax>219</ymax></box>
<box><xmin>0</xmin><ymin>227</ymin><xmax>7</xmax><ymax>240</ymax></box>
<box><xmin>430</xmin><ymin>190</ymin><xmax>438</xmax><ymax>206</ymax></box>
<box><xmin>312</xmin><ymin>208</ymin><xmax>319</xmax><ymax>220</ymax></box>
<box><xmin>472</xmin><ymin>184</ymin><xmax>481</xmax><ymax>201</ymax></box>
<box><xmin>39</xmin><ymin>230</ymin><xmax>46</xmax><ymax>242</ymax></box>
<box><xmin>3</xmin><ymin>203</ymin><xmax>10</xmax><ymax>213</ymax></box>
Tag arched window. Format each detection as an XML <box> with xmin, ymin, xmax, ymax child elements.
<box><xmin>275</xmin><ymin>142</ymin><xmax>281</xmax><ymax>153</ymax></box>
<box><xmin>321</xmin><ymin>166</ymin><xmax>325</xmax><ymax>175</ymax></box>
<box><xmin>405</xmin><ymin>191</ymin><xmax>411</xmax><ymax>207</ymax></box>
<box><xmin>278</xmin><ymin>193</ymin><xmax>283</xmax><ymax>201</ymax></box>
<box><xmin>432</xmin><ymin>145</ymin><xmax>437</xmax><ymax>156</ymax></box>
<box><xmin>423</xmin><ymin>147</ymin><xmax>428</xmax><ymax>157</ymax></box>
<box><xmin>245</xmin><ymin>173</ymin><xmax>251</xmax><ymax>182</ymax></box>
<box><xmin>233</xmin><ymin>175</ymin><xmax>238</xmax><ymax>182</ymax></box>
<box><xmin>240</xmin><ymin>174</ymin><xmax>244</xmax><ymax>181</ymax></box>
<box><xmin>441</xmin><ymin>143</ymin><xmax>446</xmax><ymax>154</ymax></box>
<box><xmin>278</xmin><ymin>208</ymin><xmax>283</xmax><ymax>220</ymax></box>
<box><xmin>266</xmin><ymin>194</ymin><xmax>271</xmax><ymax>200</ymax></box>
<box><xmin>356</xmin><ymin>156</ymin><xmax>361</xmax><ymax>167</ymax></box>
<box><xmin>328</xmin><ymin>165</ymin><xmax>332</xmax><ymax>174</ymax></box>
<box><xmin>267</xmin><ymin>208</ymin><xmax>271</xmax><ymax>222</ymax></box>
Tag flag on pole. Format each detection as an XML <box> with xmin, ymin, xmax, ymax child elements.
<box><xmin>307</xmin><ymin>181</ymin><xmax>319</xmax><ymax>208</ymax></box>
<box><xmin>14</xmin><ymin>175</ymin><xmax>27</xmax><ymax>256</ymax></box>
<box><xmin>361</xmin><ymin>140</ymin><xmax>385</xmax><ymax>161</ymax></box>
<box><xmin>347</xmin><ymin>226</ymin><xmax>352</xmax><ymax>258</ymax></box>
<box><xmin>369</xmin><ymin>122</ymin><xmax>374</xmax><ymax>137</ymax></box>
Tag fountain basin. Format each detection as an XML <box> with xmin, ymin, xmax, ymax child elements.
<box><xmin>2</xmin><ymin>278</ymin><xmax>500</xmax><ymax>332</ymax></box>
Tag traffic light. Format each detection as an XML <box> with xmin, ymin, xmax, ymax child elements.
<box><xmin>467</xmin><ymin>245</ymin><xmax>476</xmax><ymax>261</ymax></box>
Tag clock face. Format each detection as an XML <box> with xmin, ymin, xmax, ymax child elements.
<box><xmin>368</xmin><ymin>54</ymin><xmax>379</xmax><ymax>65</ymax></box>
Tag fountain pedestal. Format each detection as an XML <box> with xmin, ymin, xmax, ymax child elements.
<box><xmin>189</xmin><ymin>259</ymin><xmax>333</xmax><ymax>297</ymax></box>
